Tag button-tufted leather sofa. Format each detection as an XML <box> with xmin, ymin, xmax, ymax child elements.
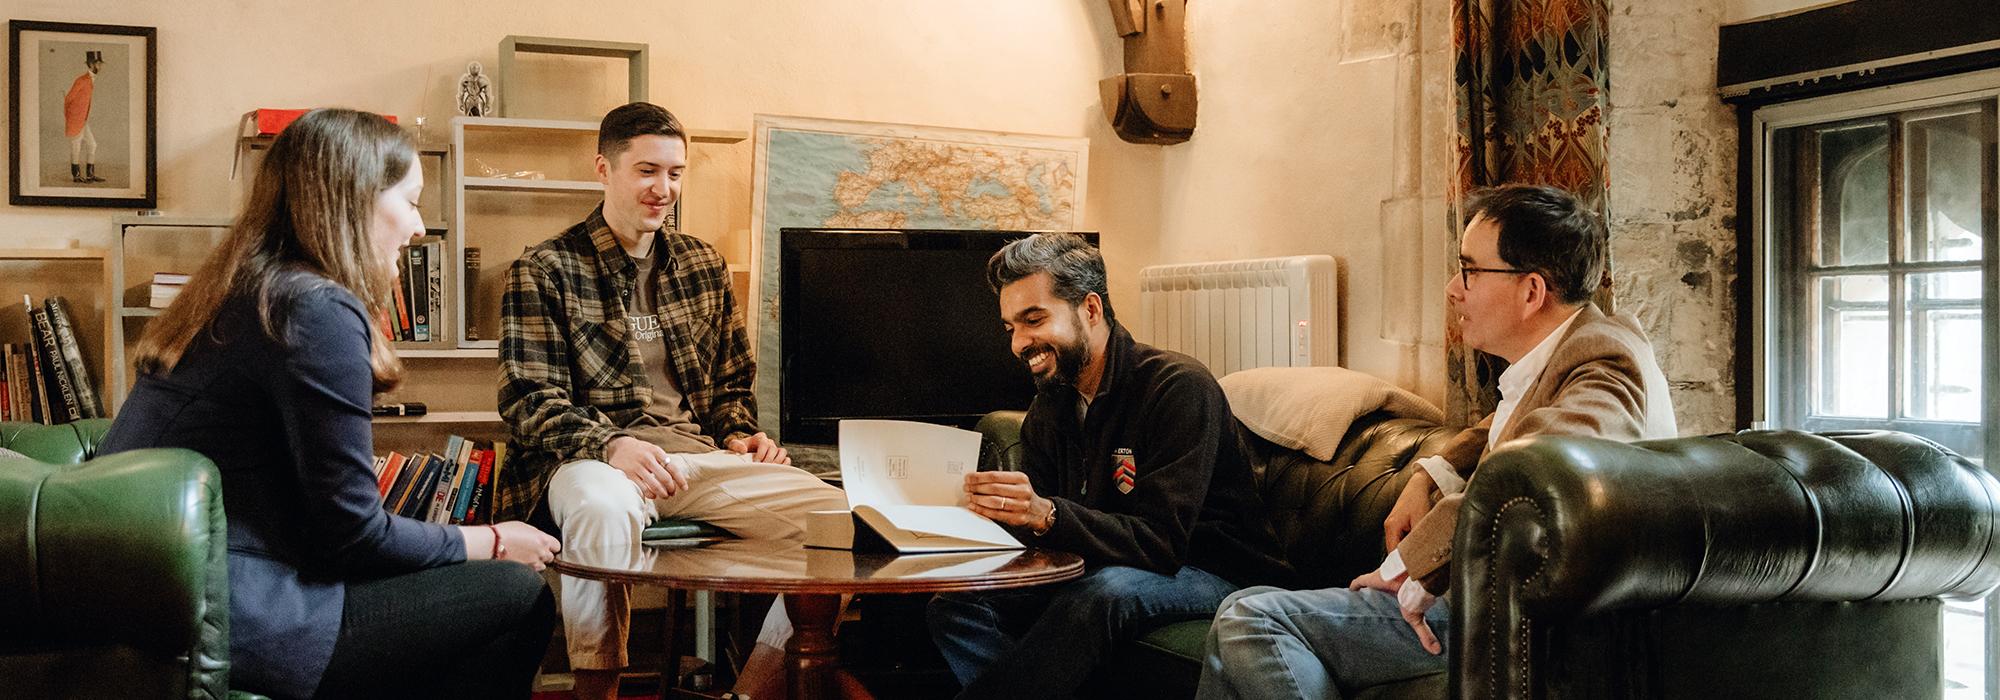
<box><xmin>977</xmin><ymin>411</ymin><xmax>2000</xmax><ymax>699</ymax></box>
<box><xmin>0</xmin><ymin>419</ymin><xmax>247</xmax><ymax>700</ymax></box>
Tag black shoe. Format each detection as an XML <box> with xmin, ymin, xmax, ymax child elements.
<box><xmin>71</xmin><ymin>164</ymin><xmax>83</xmax><ymax>183</ymax></box>
<box><xmin>84</xmin><ymin>165</ymin><xmax>105</xmax><ymax>183</ymax></box>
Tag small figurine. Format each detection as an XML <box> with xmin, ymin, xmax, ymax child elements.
<box><xmin>458</xmin><ymin>61</ymin><xmax>494</xmax><ymax>117</ymax></box>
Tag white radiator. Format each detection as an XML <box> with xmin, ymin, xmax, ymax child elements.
<box><xmin>1137</xmin><ymin>255</ymin><xmax>1337</xmax><ymax>376</ymax></box>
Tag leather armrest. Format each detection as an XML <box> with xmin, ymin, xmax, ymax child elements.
<box><xmin>1451</xmin><ymin>429</ymin><xmax>2000</xmax><ymax>696</ymax></box>
<box><xmin>977</xmin><ymin>410</ymin><xmax>1027</xmax><ymax>472</ymax></box>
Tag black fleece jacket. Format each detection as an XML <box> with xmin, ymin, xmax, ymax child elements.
<box><xmin>1016</xmin><ymin>321</ymin><xmax>1294</xmax><ymax>588</ymax></box>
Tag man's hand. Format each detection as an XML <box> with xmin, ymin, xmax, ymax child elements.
<box><xmin>606</xmin><ymin>435</ymin><xmax>688</xmax><ymax>499</ymax></box>
<box><xmin>1350</xmin><ymin>570</ymin><xmax>1443</xmax><ymax>655</ymax></box>
<box><xmin>963</xmin><ymin>471</ymin><xmax>1052</xmax><ymax>530</ymax></box>
<box><xmin>1383</xmin><ymin>469</ymin><xmax>1435</xmax><ymax>552</ymax></box>
<box><xmin>725</xmin><ymin>432</ymin><xmax>791</xmax><ymax>465</ymax></box>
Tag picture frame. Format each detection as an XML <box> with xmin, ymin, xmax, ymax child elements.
<box><xmin>9</xmin><ymin>20</ymin><xmax>156</xmax><ymax>208</ymax></box>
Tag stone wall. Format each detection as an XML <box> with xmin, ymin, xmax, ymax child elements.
<box><xmin>1606</xmin><ymin>0</ymin><xmax>1742</xmax><ymax>433</ymax></box>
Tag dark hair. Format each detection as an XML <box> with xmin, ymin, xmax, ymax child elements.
<box><xmin>986</xmin><ymin>233</ymin><xmax>1114</xmax><ymax>322</ymax></box>
<box><xmin>597</xmin><ymin>102</ymin><xmax>686</xmax><ymax>161</ymax></box>
<box><xmin>1464</xmin><ymin>184</ymin><xmax>1605</xmax><ymax>305</ymax></box>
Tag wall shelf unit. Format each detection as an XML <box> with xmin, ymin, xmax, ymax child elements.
<box><xmin>0</xmin><ymin>247</ymin><xmax>115</xmax><ymax>420</ymax></box>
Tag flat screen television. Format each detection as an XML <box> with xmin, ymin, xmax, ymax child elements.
<box><xmin>779</xmin><ymin>228</ymin><xmax>1100</xmax><ymax>446</ymax></box>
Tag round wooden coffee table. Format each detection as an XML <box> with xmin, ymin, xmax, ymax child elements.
<box><xmin>553</xmin><ymin>539</ymin><xmax>1085</xmax><ymax>699</ymax></box>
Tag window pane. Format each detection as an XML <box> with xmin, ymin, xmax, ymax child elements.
<box><xmin>1906</xmin><ymin>107</ymin><xmax>1991</xmax><ymax>263</ymax></box>
<box><xmin>1818</xmin><ymin>122</ymin><xmax>1891</xmax><ymax>266</ymax></box>
<box><xmin>1815</xmin><ymin>275</ymin><xmax>1889</xmax><ymax>418</ymax></box>
<box><xmin>1905</xmin><ymin>271</ymin><xmax>1983</xmax><ymax>422</ymax></box>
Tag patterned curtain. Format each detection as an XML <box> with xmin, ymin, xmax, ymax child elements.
<box><xmin>1445</xmin><ymin>0</ymin><xmax>1612</xmax><ymax>425</ymax></box>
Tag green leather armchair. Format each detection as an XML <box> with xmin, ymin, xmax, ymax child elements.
<box><xmin>0</xmin><ymin>419</ymin><xmax>238</xmax><ymax>700</ymax></box>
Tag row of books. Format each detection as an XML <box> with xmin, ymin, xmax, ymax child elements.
<box><xmin>0</xmin><ymin>296</ymin><xmax>104</xmax><ymax>424</ymax></box>
<box><xmin>149</xmin><ymin>271</ymin><xmax>189</xmax><ymax>309</ymax></box>
<box><xmin>372</xmin><ymin>435</ymin><xmax>505</xmax><ymax>525</ymax></box>
<box><xmin>386</xmin><ymin>240</ymin><xmax>482</xmax><ymax>343</ymax></box>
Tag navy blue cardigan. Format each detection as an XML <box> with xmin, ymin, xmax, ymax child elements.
<box><xmin>103</xmin><ymin>271</ymin><xmax>462</xmax><ymax>699</ymax></box>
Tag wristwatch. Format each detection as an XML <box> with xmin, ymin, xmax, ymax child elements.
<box><xmin>1032</xmin><ymin>500</ymin><xmax>1057</xmax><ymax>536</ymax></box>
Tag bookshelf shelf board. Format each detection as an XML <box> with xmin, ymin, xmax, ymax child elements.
<box><xmin>457</xmin><ymin>116</ymin><xmax>744</xmax><ymax>144</ymax></box>
<box><xmin>397</xmin><ymin>348</ymin><xmax>498</xmax><ymax>359</ymax></box>
<box><xmin>373</xmin><ymin>411</ymin><xmax>504</xmax><ymax>424</ymax></box>
<box><xmin>0</xmin><ymin>248</ymin><xmax>109</xmax><ymax>260</ymax></box>
<box><xmin>463</xmin><ymin>177</ymin><xmax>603</xmax><ymax>193</ymax></box>
<box><xmin>118</xmin><ymin>307</ymin><xmax>164</xmax><ymax>318</ymax></box>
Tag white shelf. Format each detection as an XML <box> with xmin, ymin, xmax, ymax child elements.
<box><xmin>397</xmin><ymin>347</ymin><xmax>497</xmax><ymax>359</ymax></box>
<box><xmin>373</xmin><ymin>411</ymin><xmax>503</xmax><ymax>424</ymax></box>
<box><xmin>118</xmin><ymin>307</ymin><xmax>164</xmax><ymax>318</ymax></box>
<box><xmin>463</xmin><ymin>177</ymin><xmax>603</xmax><ymax>193</ymax></box>
<box><xmin>456</xmin><ymin>115</ymin><xmax>745</xmax><ymax>143</ymax></box>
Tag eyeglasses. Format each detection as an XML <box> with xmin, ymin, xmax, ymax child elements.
<box><xmin>1457</xmin><ymin>263</ymin><xmax>1530</xmax><ymax>289</ymax></box>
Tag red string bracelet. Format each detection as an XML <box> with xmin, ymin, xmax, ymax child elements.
<box><xmin>488</xmin><ymin>524</ymin><xmax>504</xmax><ymax>560</ymax></box>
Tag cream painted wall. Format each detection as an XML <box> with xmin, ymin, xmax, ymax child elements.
<box><xmin>0</xmin><ymin>0</ymin><xmax>1165</xmax><ymax>417</ymax></box>
<box><xmin>1145</xmin><ymin>0</ymin><xmax>1453</xmax><ymax>405</ymax></box>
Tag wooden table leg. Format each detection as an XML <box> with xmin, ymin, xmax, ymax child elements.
<box><xmin>783</xmin><ymin>593</ymin><xmax>842</xmax><ymax>700</ymax></box>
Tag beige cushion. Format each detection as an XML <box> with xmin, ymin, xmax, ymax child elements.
<box><xmin>1219</xmin><ymin>366</ymin><xmax>1443</xmax><ymax>461</ymax></box>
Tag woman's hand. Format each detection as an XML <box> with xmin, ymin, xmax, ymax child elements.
<box><xmin>466</xmin><ymin>521</ymin><xmax>561</xmax><ymax>570</ymax></box>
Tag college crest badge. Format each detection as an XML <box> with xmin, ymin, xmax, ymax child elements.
<box><xmin>1113</xmin><ymin>448</ymin><xmax>1137</xmax><ymax>494</ymax></box>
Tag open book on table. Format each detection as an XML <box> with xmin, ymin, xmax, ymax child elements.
<box><xmin>805</xmin><ymin>420</ymin><xmax>1023</xmax><ymax>553</ymax></box>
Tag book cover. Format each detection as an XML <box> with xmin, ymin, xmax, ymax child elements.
<box><xmin>424</xmin><ymin>239</ymin><xmax>443</xmax><ymax>343</ymax></box>
<box><xmin>29</xmin><ymin>302</ymin><xmax>82</xmax><ymax>423</ymax></box>
<box><xmin>462</xmin><ymin>447</ymin><xmax>494</xmax><ymax>526</ymax></box>
<box><xmin>425</xmin><ymin>441</ymin><xmax>463</xmax><ymax>523</ymax></box>
<box><xmin>462</xmin><ymin>247</ymin><xmax>481</xmax><ymax>341</ymax></box>
<box><xmin>376</xmin><ymin>452</ymin><xmax>408</xmax><ymax>499</ymax></box>
<box><xmin>44</xmin><ymin>297</ymin><xmax>103</xmax><ymax>419</ymax></box>
<box><xmin>451</xmin><ymin>441</ymin><xmax>481</xmax><ymax>523</ymax></box>
<box><xmin>407</xmin><ymin>244</ymin><xmax>430</xmax><ymax>341</ymax></box>
<box><xmin>390</xmin><ymin>452</ymin><xmax>434</xmax><ymax>516</ymax></box>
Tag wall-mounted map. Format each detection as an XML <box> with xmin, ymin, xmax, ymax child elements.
<box><xmin>750</xmin><ymin>115</ymin><xmax>1089</xmax><ymax>435</ymax></box>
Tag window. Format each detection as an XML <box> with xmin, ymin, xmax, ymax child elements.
<box><xmin>1754</xmin><ymin>72</ymin><xmax>1997</xmax><ymax>699</ymax></box>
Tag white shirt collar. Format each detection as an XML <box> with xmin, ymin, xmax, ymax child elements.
<box><xmin>1496</xmin><ymin>308</ymin><xmax>1585</xmax><ymax>402</ymax></box>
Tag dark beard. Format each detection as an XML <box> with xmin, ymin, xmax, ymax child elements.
<box><xmin>1027</xmin><ymin>333</ymin><xmax>1092</xmax><ymax>390</ymax></box>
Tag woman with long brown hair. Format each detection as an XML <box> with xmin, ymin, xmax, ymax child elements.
<box><xmin>102</xmin><ymin>108</ymin><xmax>560</xmax><ymax>699</ymax></box>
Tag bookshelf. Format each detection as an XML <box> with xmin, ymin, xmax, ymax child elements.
<box><xmin>449</xmin><ymin>116</ymin><xmax>746</xmax><ymax>350</ymax></box>
<box><xmin>0</xmin><ymin>248</ymin><xmax>115</xmax><ymax>420</ymax></box>
<box><xmin>110</xmin><ymin>216</ymin><xmax>231</xmax><ymax>411</ymax></box>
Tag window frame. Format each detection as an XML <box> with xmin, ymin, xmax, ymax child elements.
<box><xmin>1749</xmin><ymin>69</ymin><xmax>2000</xmax><ymax>699</ymax></box>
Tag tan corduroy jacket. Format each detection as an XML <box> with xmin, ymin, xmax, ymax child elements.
<box><xmin>1399</xmin><ymin>304</ymin><xmax>1676</xmax><ymax>593</ymax></box>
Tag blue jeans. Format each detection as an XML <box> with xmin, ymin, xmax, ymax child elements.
<box><xmin>929</xmin><ymin>565</ymin><xmax>1239</xmax><ymax>699</ymax></box>
<box><xmin>1195</xmin><ymin>585</ymin><xmax>1452</xmax><ymax>700</ymax></box>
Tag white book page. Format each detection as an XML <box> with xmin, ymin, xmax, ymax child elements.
<box><xmin>862</xmin><ymin>504</ymin><xmax>1022</xmax><ymax>549</ymax></box>
<box><xmin>838</xmin><ymin>420</ymin><xmax>983</xmax><ymax>508</ymax></box>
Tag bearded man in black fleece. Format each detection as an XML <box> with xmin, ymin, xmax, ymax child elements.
<box><xmin>926</xmin><ymin>233</ymin><xmax>1293</xmax><ymax>699</ymax></box>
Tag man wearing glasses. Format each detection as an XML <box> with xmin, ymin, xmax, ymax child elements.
<box><xmin>1194</xmin><ymin>184</ymin><xmax>1678</xmax><ymax>699</ymax></box>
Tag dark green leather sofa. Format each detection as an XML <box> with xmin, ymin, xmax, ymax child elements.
<box><xmin>0</xmin><ymin>419</ymin><xmax>245</xmax><ymax>700</ymax></box>
<box><xmin>978</xmin><ymin>411</ymin><xmax>2000</xmax><ymax>699</ymax></box>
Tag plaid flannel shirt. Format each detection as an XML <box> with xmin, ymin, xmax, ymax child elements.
<box><xmin>495</xmin><ymin>205</ymin><xmax>758</xmax><ymax>521</ymax></box>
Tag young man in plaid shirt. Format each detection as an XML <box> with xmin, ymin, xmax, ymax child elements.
<box><xmin>498</xmin><ymin>102</ymin><xmax>845</xmax><ymax>699</ymax></box>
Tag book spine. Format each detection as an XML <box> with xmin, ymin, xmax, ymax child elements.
<box><xmin>30</xmin><ymin>305</ymin><xmax>82</xmax><ymax>423</ymax></box>
<box><xmin>44</xmin><ymin>297</ymin><xmax>103</xmax><ymax>419</ymax></box>
<box><xmin>426</xmin><ymin>458</ymin><xmax>458</xmax><ymax>524</ymax></box>
<box><xmin>387</xmin><ymin>452</ymin><xmax>427</xmax><ymax>514</ymax></box>
<box><xmin>425</xmin><ymin>239</ymin><xmax>442</xmax><ymax>343</ymax></box>
<box><xmin>452</xmin><ymin>443</ymin><xmax>481</xmax><ymax>523</ymax></box>
<box><xmin>0</xmin><ymin>345</ymin><xmax>12</xmax><ymax>422</ymax></box>
<box><xmin>392</xmin><ymin>263</ymin><xmax>413</xmax><ymax>341</ymax></box>
<box><xmin>463</xmin><ymin>247</ymin><xmax>481</xmax><ymax>341</ymax></box>
<box><xmin>408</xmin><ymin>244</ymin><xmax>430</xmax><ymax>342</ymax></box>
<box><xmin>402</xmin><ymin>455</ymin><xmax>443</xmax><ymax>519</ymax></box>
<box><xmin>463</xmin><ymin>448</ymin><xmax>492</xmax><ymax>526</ymax></box>
<box><xmin>8</xmin><ymin>346</ymin><xmax>30</xmax><ymax>424</ymax></box>
<box><xmin>376</xmin><ymin>452</ymin><xmax>407</xmax><ymax>499</ymax></box>
<box><xmin>487</xmin><ymin>443</ymin><xmax>506</xmax><ymax>524</ymax></box>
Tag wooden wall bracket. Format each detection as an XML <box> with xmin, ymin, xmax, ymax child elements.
<box><xmin>1102</xmin><ymin>0</ymin><xmax>1196</xmax><ymax>144</ymax></box>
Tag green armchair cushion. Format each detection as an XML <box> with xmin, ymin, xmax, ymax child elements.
<box><xmin>0</xmin><ymin>419</ymin><xmax>236</xmax><ymax>700</ymax></box>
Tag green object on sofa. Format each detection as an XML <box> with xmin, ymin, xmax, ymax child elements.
<box><xmin>977</xmin><ymin>411</ymin><xmax>2000</xmax><ymax>699</ymax></box>
<box><xmin>0</xmin><ymin>419</ymin><xmax>266</xmax><ymax>700</ymax></box>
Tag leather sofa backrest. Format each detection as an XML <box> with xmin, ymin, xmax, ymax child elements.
<box><xmin>1244</xmin><ymin>412</ymin><xmax>1454</xmax><ymax>586</ymax></box>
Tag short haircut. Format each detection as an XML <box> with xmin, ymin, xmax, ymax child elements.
<box><xmin>1464</xmin><ymin>184</ymin><xmax>1605</xmax><ymax>305</ymax></box>
<box><xmin>986</xmin><ymin>233</ymin><xmax>1114</xmax><ymax>322</ymax></box>
<box><xmin>597</xmin><ymin>102</ymin><xmax>686</xmax><ymax>162</ymax></box>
